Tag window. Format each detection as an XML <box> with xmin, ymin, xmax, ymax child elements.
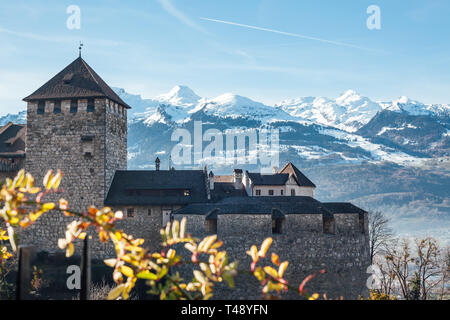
<box><xmin>87</xmin><ymin>99</ymin><xmax>95</xmax><ymax>112</ymax></box>
<box><xmin>53</xmin><ymin>101</ymin><xmax>61</xmax><ymax>114</ymax></box>
<box><xmin>291</xmin><ymin>189</ymin><xmax>296</xmax><ymax>196</ymax></box>
<box><xmin>162</xmin><ymin>209</ymin><xmax>171</xmax><ymax>227</ymax></box>
<box><xmin>205</xmin><ymin>219</ymin><xmax>217</xmax><ymax>234</ymax></box>
<box><xmin>255</xmin><ymin>190</ymin><xmax>261</xmax><ymax>196</ymax></box>
<box><xmin>269</xmin><ymin>190</ymin><xmax>274</xmax><ymax>196</ymax></box>
<box><xmin>148</xmin><ymin>208</ymin><xmax>152</xmax><ymax>216</ymax></box>
<box><xmin>281</xmin><ymin>190</ymin><xmax>284</xmax><ymax>196</ymax></box>
<box><xmin>81</xmin><ymin>136</ymin><xmax>94</xmax><ymax>158</ymax></box>
<box><xmin>184</xmin><ymin>190</ymin><xmax>190</xmax><ymax>196</ymax></box>
<box><xmin>70</xmin><ymin>100</ymin><xmax>78</xmax><ymax>113</ymax></box>
<box><xmin>323</xmin><ymin>216</ymin><xmax>335</xmax><ymax>234</ymax></box>
<box><xmin>127</xmin><ymin>208</ymin><xmax>135</xmax><ymax>218</ymax></box>
<box><xmin>359</xmin><ymin>213</ymin><xmax>365</xmax><ymax>234</ymax></box>
<box><xmin>272</xmin><ymin>219</ymin><xmax>283</xmax><ymax>234</ymax></box>
<box><xmin>37</xmin><ymin>101</ymin><xmax>45</xmax><ymax>114</ymax></box>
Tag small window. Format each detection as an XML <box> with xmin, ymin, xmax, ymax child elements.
<box><xmin>184</xmin><ymin>190</ymin><xmax>190</xmax><ymax>196</ymax></box>
<box><xmin>291</xmin><ymin>189</ymin><xmax>296</xmax><ymax>196</ymax></box>
<box><xmin>269</xmin><ymin>190</ymin><xmax>274</xmax><ymax>196</ymax></box>
<box><xmin>281</xmin><ymin>190</ymin><xmax>284</xmax><ymax>196</ymax></box>
<box><xmin>70</xmin><ymin>101</ymin><xmax>78</xmax><ymax>113</ymax></box>
<box><xmin>53</xmin><ymin>101</ymin><xmax>61</xmax><ymax>114</ymax></box>
<box><xmin>127</xmin><ymin>208</ymin><xmax>135</xmax><ymax>218</ymax></box>
<box><xmin>323</xmin><ymin>216</ymin><xmax>335</xmax><ymax>234</ymax></box>
<box><xmin>205</xmin><ymin>219</ymin><xmax>217</xmax><ymax>234</ymax></box>
<box><xmin>255</xmin><ymin>190</ymin><xmax>261</xmax><ymax>196</ymax></box>
<box><xmin>87</xmin><ymin>99</ymin><xmax>95</xmax><ymax>112</ymax></box>
<box><xmin>37</xmin><ymin>101</ymin><xmax>45</xmax><ymax>114</ymax></box>
<box><xmin>359</xmin><ymin>213</ymin><xmax>365</xmax><ymax>234</ymax></box>
<box><xmin>272</xmin><ymin>219</ymin><xmax>283</xmax><ymax>234</ymax></box>
<box><xmin>148</xmin><ymin>208</ymin><xmax>152</xmax><ymax>216</ymax></box>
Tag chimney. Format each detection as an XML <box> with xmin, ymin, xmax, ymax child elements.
<box><xmin>233</xmin><ymin>169</ymin><xmax>243</xmax><ymax>190</ymax></box>
<box><xmin>155</xmin><ymin>157</ymin><xmax>160</xmax><ymax>171</ymax></box>
<box><xmin>209</xmin><ymin>171</ymin><xmax>214</xmax><ymax>190</ymax></box>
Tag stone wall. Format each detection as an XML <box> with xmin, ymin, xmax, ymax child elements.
<box><xmin>174</xmin><ymin>212</ymin><xmax>370</xmax><ymax>300</ymax></box>
<box><xmin>21</xmin><ymin>98</ymin><xmax>127</xmax><ymax>257</ymax></box>
<box><xmin>113</xmin><ymin>205</ymin><xmax>183</xmax><ymax>252</ymax></box>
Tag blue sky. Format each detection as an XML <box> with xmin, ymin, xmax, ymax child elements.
<box><xmin>0</xmin><ymin>0</ymin><xmax>449</xmax><ymax>115</ymax></box>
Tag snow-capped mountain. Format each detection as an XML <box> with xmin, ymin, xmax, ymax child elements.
<box><xmin>277</xmin><ymin>90</ymin><xmax>384</xmax><ymax>132</ymax></box>
<box><xmin>2</xmin><ymin>86</ymin><xmax>449</xmax><ymax>167</ymax></box>
<box><xmin>155</xmin><ymin>85</ymin><xmax>201</xmax><ymax>107</ymax></box>
<box><xmin>0</xmin><ymin>110</ymin><xmax>27</xmax><ymax>126</ymax></box>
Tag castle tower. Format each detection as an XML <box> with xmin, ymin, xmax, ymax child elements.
<box><xmin>22</xmin><ymin>56</ymin><xmax>130</xmax><ymax>254</ymax></box>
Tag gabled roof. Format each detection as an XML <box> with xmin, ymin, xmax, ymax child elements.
<box><xmin>0</xmin><ymin>123</ymin><xmax>26</xmax><ymax>157</ymax></box>
<box><xmin>105</xmin><ymin>170</ymin><xmax>208</xmax><ymax>206</ymax></box>
<box><xmin>278</xmin><ymin>162</ymin><xmax>316</xmax><ymax>188</ymax></box>
<box><xmin>23</xmin><ymin>57</ymin><xmax>131</xmax><ymax>109</ymax></box>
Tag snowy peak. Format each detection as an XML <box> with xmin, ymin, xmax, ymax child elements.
<box><xmin>277</xmin><ymin>90</ymin><xmax>381</xmax><ymax>132</ymax></box>
<box><xmin>197</xmin><ymin>93</ymin><xmax>295</xmax><ymax>123</ymax></box>
<box><xmin>156</xmin><ymin>85</ymin><xmax>201</xmax><ymax>107</ymax></box>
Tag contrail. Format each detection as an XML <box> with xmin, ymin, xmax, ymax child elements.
<box><xmin>200</xmin><ymin>17</ymin><xmax>375</xmax><ymax>52</ymax></box>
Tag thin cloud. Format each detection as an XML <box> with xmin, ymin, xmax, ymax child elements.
<box><xmin>158</xmin><ymin>0</ymin><xmax>208</xmax><ymax>34</ymax></box>
<box><xmin>0</xmin><ymin>26</ymin><xmax>123</xmax><ymax>47</ymax></box>
<box><xmin>200</xmin><ymin>17</ymin><xmax>379</xmax><ymax>52</ymax></box>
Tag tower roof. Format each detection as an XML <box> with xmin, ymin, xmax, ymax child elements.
<box><xmin>23</xmin><ymin>57</ymin><xmax>131</xmax><ymax>109</ymax></box>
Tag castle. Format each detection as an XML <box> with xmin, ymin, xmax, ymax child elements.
<box><xmin>0</xmin><ymin>55</ymin><xmax>370</xmax><ymax>299</ymax></box>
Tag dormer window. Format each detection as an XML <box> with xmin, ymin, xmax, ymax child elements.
<box><xmin>70</xmin><ymin>100</ymin><xmax>78</xmax><ymax>113</ymax></box>
<box><xmin>87</xmin><ymin>99</ymin><xmax>95</xmax><ymax>112</ymax></box>
<box><xmin>37</xmin><ymin>101</ymin><xmax>45</xmax><ymax>114</ymax></box>
<box><xmin>63</xmin><ymin>73</ymin><xmax>74</xmax><ymax>84</ymax></box>
<box><xmin>53</xmin><ymin>101</ymin><xmax>61</xmax><ymax>114</ymax></box>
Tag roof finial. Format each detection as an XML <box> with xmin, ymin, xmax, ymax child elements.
<box><xmin>78</xmin><ymin>41</ymin><xmax>83</xmax><ymax>57</ymax></box>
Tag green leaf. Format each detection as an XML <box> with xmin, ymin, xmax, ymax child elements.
<box><xmin>137</xmin><ymin>271</ymin><xmax>158</xmax><ymax>280</ymax></box>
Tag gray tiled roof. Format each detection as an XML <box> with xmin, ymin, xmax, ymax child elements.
<box><xmin>247</xmin><ymin>172</ymin><xmax>289</xmax><ymax>186</ymax></box>
<box><xmin>23</xmin><ymin>57</ymin><xmax>131</xmax><ymax>109</ymax></box>
<box><xmin>0</xmin><ymin>123</ymin><xmax>26</xmax><ymax>157</ymax></box>
<box><xmin>174</xmin><ymin>196</ymin><xmax>334</xmax><ymax>219</ymax></box>
<box><xmin>322</xmin><ymin>203</ymin><xmax>367</xmax><ymax>214</ymax></box>
<box><xmin>105</xmin><ymin>170</ymin><xmax>208</xmax><ymax>206</ymax></box>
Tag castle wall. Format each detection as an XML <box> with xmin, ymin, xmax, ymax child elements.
<box><xmin>174</xmin><ymin>213</ymin><xmax>370</xmax><ymax>300</ymax></box>
<box><xmin>113</xmin><ymin>205</ymin><xmax>183</xmax><ymax>252</ymax></box>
